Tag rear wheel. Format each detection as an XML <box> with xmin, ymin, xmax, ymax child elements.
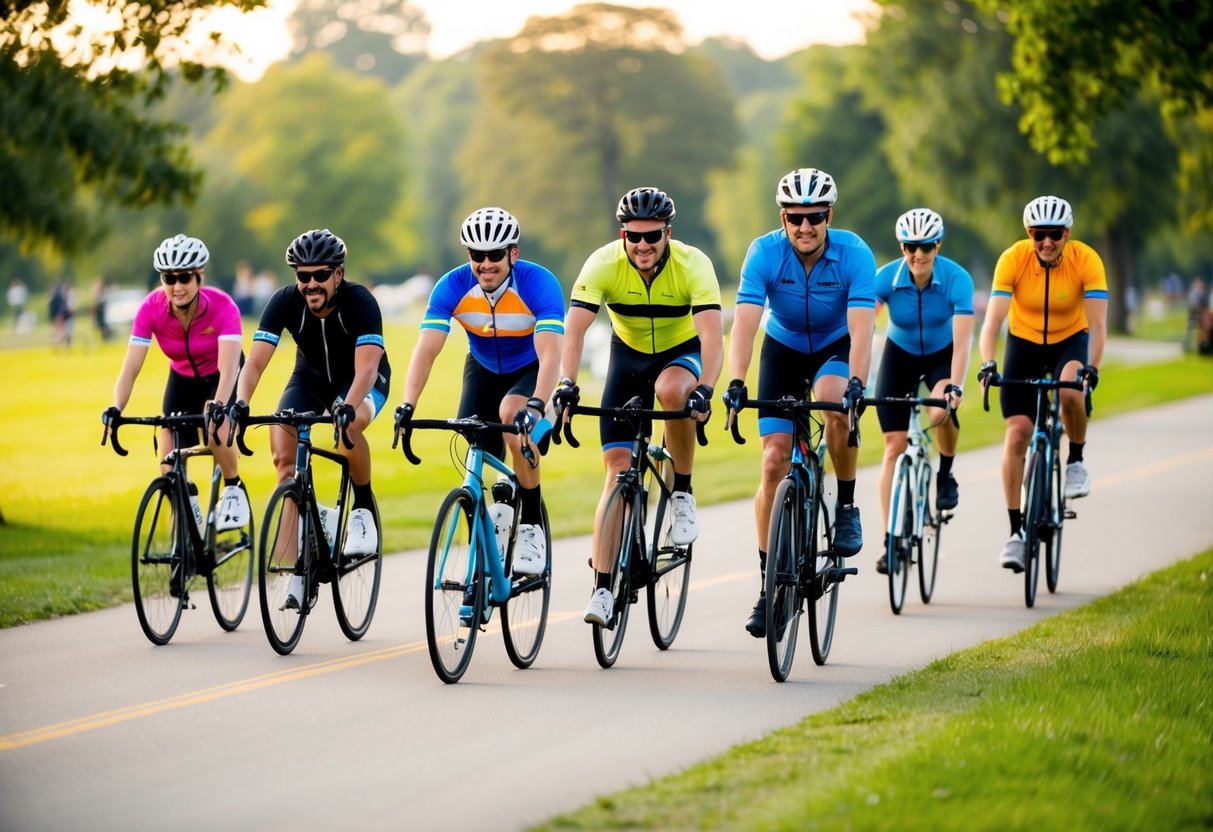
<box><xmin>425</xmin><ymin>489</ymin><xmax>480</xmax><ymax>684</ymax></box>
<box><xmin>1022</xmin><ymin>450</ymin><xmax>1046</xmax><ymax>608</ymax></box>
<box><xmin>591</xmin><ymin>482</ymin><xmax>635</xmax><ymax>669</ymax></box>
<box><xmin>502</xmin><ymin>501</ymin><xmax>551</xmax><ymax>669</ymax></box>
<box><xmin>333</xmin><ymin>495</ymin><xmax>382</xmax><ymax>641</ymax></box>
<box><xmin>807</xmin><ymin>464</ymin><xmax>838</xmax><ymax>665</ymax></box>
<box><xmin>259</xmin><ymin>482</ymin><xmax>308</xmax><ymax>655</ymax></box>
<box><xmin>917</xmin><ymin>464</ymin><xmax>941</xmax><ymax>604</ymax></box>
<box><xmin>764</xmin><ymin>478</ymin><xmax>801</xmax><ymax>682</ymax></box>
<box><xmin>886</xmin><ymin>458</ymin><xmax>913</xmax><ymax>615</ymax></box>
<box><xmin>1045</xmin><ymin>454</ymin><xmax>1065</xmax><ymax>593</ymax></box>
<box><xmin>647</xmin><ymin>460</ymin><xmax>691</xmax><ymax>650</ymax></box>
<box><xmin>132</xmin><ymin>476</ymin><xmax>186</xmax><ymax>645</ymax></box>
<box><xmin>207</xmin><ymin>481</ymin><xmax>254</xmax><ymax>631</ymax></box>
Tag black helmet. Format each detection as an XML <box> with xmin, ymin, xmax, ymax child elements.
<box><xmin>615</xmin><ymin>187</ymin><xmax>676</xmax><ymax>222</ymax></box>
<box><xmin>286</xmin><ymin>229</ymin><xmax>347</xmax><ymax>267</ymax></box>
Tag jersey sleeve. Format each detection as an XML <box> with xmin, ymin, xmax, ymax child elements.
<box><xmin>736</xmin><ymin>238</ymin><xmax>770</xmax><ymax>308</ymax></box>
<box><xmin>686</xmin><ymin>248</ymin><xmax>722</xmax><ymax>311</ymax></box>
<box><xmin>949</xmin><ymin>264</ymin><xmax>975</xmax><ymax>316</ymax></box>
<box><xmin>873</xmin><ymin>261</ymin><xmax>895</xmax><ymax>304</ymax></box>
<box><xmin>1081</xmin><ymin>245</ymin><xmax>1109</xmax><ymax>300</ymax></box>
<box><xmin>420</xmin><ymin>270</ymin><xmax>462</xmax><ymax>334</ymax></box>
<box><xmin>528</xmin><ymin>266</ymin><xmax>567</xmax><ymax>335</ymax></box>
<box><xmin>214</xmin><ymin>290</ymin><xmax>244</xmax><ymax>342</ymax></box>
<box><xmin>252</xmin><ymin>286</ymin><xmax>291</xmax><ymax>347</ymax></box>
<box><xmin>348</xmin><ymin>286</ymin><xmax>385</xmax><ymax>350</ymax></box>
<box><xmin>570</xmin><ymin>247</ymin><xmax>609</xmax><ymax>311</ymax></box>
<box><xmin>846</xmin><ymin>241</ymin><xmax>877</xmax><ymax>310</ymax></box>
<box><xmin>129</xmin><ymin>292</ymin><xmax>158</xmax><ymax>347</ymax></box>
<box><xmin>990</xmin><ymin>244</ymin><xmax>1019</xmax><ymax>299</ymax></box>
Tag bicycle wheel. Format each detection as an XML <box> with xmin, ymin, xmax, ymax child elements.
<box><xmin>592</xmin><ymin>482</ymin><xmax>635</xmax><ymax>669</ymax></box>
<box><xmin>917</xmin><ymin>462</ymin><xmax>941</xmax><ymax>604</ymax></box>
<box><xmin>764</xmin><ymin>478</ymin><xmax>801</xmax><ymax>682</ymax></box>
<box><xmin>1045</xmin><ymin>453</ymin><xmax>1065</xmax><ymax>593</ymax></box>
<box><xmin>502</xmin><ymin>501</ymin><xmax>551</xmax><ymax>669</ymax></box>
<box><xmin>207</xmin><ymin>482</ymin><xmax>254</xmax><ymax>632</ymax></box>
<box><xmin>258</xmin><ymin>481</ymin><xmax>309</xmax><ymax>655</ymax></box>
<box><xmin>807</xmin><ymin>465</ymin><xmax>839</xmax><ymax>665</ymax></box>
<box><xmin>1022</xmin><ymin>449</ymin><xmax>1046</xmax><ymax>608</ymax></box>
<box><xmin>647</xmin><ymin>460</ymin><xmax>691</xmax><ymax>650</ymax></box>
<box><xmin>425</xmin><ymin>488</ymin><xmax>481</xmax><ymax>683</ymax></box>
<box><xmin>333</xmin><ymin>495</ymin><xmax>382</xmax><ymax>641</ymax></box>
<box><xmin>886</xmin><ymin>457</ymin><xmax>914</xmax><ymax>615</ymax></box>
<box><xmin>131</xmin><ymin>476</ymin><xmax>186</xmax><ymax>645</ymax></box>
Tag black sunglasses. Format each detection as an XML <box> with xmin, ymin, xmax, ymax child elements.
<box><xmin>468</xmin><ymin>248</ymin><xmax>509</xmax><ymax>263</ymax></box>
<box><xmin>1029</xmin><ymin>228</ymin><xmax>1066</xmax><ymax>242</ymax></box>
<box><xmin>903</xmin><ymin>242</ymin><xmax>938</xmax><ymax>254</ymax></box>
<box><xmin>622</xmin><ymin>228</ymin><xmax>667</xmax><ymax>245</ymax></box>
<box><xmin>784</xmin><ymin>210</ymin><xmax>830</xmax><ymax>227</ymax></box>
<box><xmin>160</xmin><ymin>271</ymin><xmax>200</xmax><ymax>286</ymax></box>
<box><xmin>295</xmin><ymin>266</ymin><xmax>336</xmax><ymax>284</ymax></box>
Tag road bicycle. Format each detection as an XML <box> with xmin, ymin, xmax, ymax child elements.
<box><xmin>102</xmin><ymin>412</ymin><xmax>253</xmax><ymax>645</ymax></box>
<box><xmin>984</xmin><ymin>375</ymin><xmax>1087</xmax><ymax>608</ymax></box>
<box><xmin>862</xmin><ymin>388</ymin><xmax>957</xmax><ymax>614</ymax></box>
<box><xmin>232</xmin><ymin>410</ymin><xmax>382</xmax><ymax>654</ymax></box>
<box><xmin>561</xmin><ymin>397</ymin><xmax>704</xmax><ymax>668</ymax></box>
<box><xmin>395</xmin><ymin>414</ymin><xmax>551</xmax><ymax>683</ymax></box>
<box><xmin>728</xmin><ymin>391</ymin><xmax>859</xmax><ymax>682</ymax></box>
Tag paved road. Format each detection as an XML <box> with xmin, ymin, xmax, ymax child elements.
<box><xmin>2</xmin><ymin>395</ymin><xmax>1210</xmax><ymax>831</ymax></box>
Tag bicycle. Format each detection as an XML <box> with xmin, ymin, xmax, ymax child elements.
<box><xmin>102</xmin><ymin>412</ymin><xmax>254</xmax><ymax>645</ymax></box>
<box><xmin>983</xmin><ymin>375</ymin><xmax>1087</xmax><ymax>608</ymax></box>
<box><xmin>728</xmin><ymin>390</ymin><xmax>860</xmax><ymax>682</ymax></box>
<box><xmin>395</xmin><ymin>414</ymin><xmax>551</xmax><ymax>683</ymax></box>
<box><xmin>863</xmin><ymin>388</ymin><xmax>958</xmax><ymax>614</ymax></box>
<box><xmin>562</xmin><ymin>396</ymin><xmax>705</xmax><ymax>669</ymax></box>
<box><xmin>231</xmin><ymin>409</ymin><xmax>383</xmax><ymax>654</ymax></box>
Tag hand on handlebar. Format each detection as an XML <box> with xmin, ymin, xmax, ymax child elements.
<box><xmin>977</xmin><ymin>360</ymin><xmax>1000</xmax><ymax>389</ymax></box>
<box><xmin>686</xmin><ymin>384</ymin><xmax>713</xmax><ymax>423</ymax></box>
<box><xmin>1081</xmin><ymin>364</ymin><xmax>1099</xmax><ymax>392</ymax></box>
<box><xmin>943</xmin><ymin>383</ymin><xmax>964</xmax><ymax>409</ymax></box>
<box><xmin>204</xmin><ymin>400</ymin><xmax>226</xmax><ymax>443</ymax></box>
<box><xmin>843</xmin><ymin>376</ymin><xmax>866</xmax><ymax>417</ymax></box>
<box><xmin>721</xmin><ymin>379</ymin><xmax>746</xmax><ymax>429</ymax></box>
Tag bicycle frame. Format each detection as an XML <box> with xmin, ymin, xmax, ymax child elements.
<box><xmin>443</xmin><ymin>442</ymin><xmax>518</xmax><ymax>613</ymax></box>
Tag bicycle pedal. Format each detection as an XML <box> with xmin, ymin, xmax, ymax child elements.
<box><xmin>1064</xmin><ymin>509</ymin><xmax>1077</xmax><ymax>520</ymax></box>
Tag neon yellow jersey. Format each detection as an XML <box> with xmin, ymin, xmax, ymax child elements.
<box><xmin>570</xmin><ymin>239</ymin><xmax>721</xmax><ymax>354</ymax></box>
<box><xmin>991</xmin><ymin>239</ymin><xmax>1108</xmax><ymax>344</ymax></box>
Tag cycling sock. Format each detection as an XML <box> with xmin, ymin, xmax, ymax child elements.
<box><xmin>223</xmin><ymin>475</ymin><xmax>242</xmax><ymax>488</ymax></box>
<box><xmin>1009</xmin><ymin>508</ymin><xmax>1023</xmax><ymax>537</ymax></box>
<box><xmin>673</xmin><ymin>472</ymin><xmax>692</xmax><ymax>493</ymax></box>
<box><xmin>519</xmin><ymin>484</ymin><xmax>541</xmax><ymax>524</ymax></box>
<box><xmin>837</xmin><ymin>478</ymin><xmax>856</xmax><ymax>506</ymax></box>
<box><xmin>757</xmin><ymin>550</ymin><xmax>766</xmax><ymax>587</ymax></box>
<box><xmin>595</xmin><ymin>571</ymin><xmax>612</xmax><ymax>590</ymax></box>
<box><xmin>937</xmin><ymin>454</ymin><xmax>954</xmax><ymax>477</ymax></box>
<box><xmin>1067</xmin><ymin>442</ymin><xmax>1085</xmax><ymax>464</ymax></box>
<box><xmin>352</xmin><ymin>481</ymin><xmax>373</xmax><ymax>510</ymax></box>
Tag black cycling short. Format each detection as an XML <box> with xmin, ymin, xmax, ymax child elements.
<box><xmin>163</xmin><ymin>368</ymin><xmax>235</xmax><ymax>446</ymax></box>
<box><xmin>874</xmin><ymin>340</ymin><xmax>954</xmax><ymax>432</ymax></box>
<box><xmin>1000</xmin><ymin>331</ymin><xmax>1089</xmax><ymax>420</ymax></box>
<box><xmin>756</xmin><ymin>334</ymin><xmax>850</xmax><ymax>436</ymax></box>
<box><xmin>599</xmin><ymin>334</ymin><xmax>702</xmax><ymax>450</ymax></box>
<box><xmin>457</xmin><ymin>355</ymin><xmax>539</xmax><ymax>461</ymax></box>
<box><xmin>277</xmin><ymin>365</ymin><xmax>391</xmax><ymax>419</ymax></box>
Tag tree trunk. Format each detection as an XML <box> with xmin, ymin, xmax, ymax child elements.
<box><xmin>1100</xmin><ymin>231</ymin><xmax>1136</xmax><ymax>335</ymax></box>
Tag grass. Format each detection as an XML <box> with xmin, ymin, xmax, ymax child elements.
<box><xmin>2</xmin><ymin>318</ymin><xmax>1212</xmax><ymax>627</ymax></box>
<box><xmin>532</xmin><ymin>549</ymin><xmax>1213</xmax><ymax>831</ymax></box>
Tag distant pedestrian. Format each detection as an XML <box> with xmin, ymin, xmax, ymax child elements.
<box><xmin>6</xmin><ymin>278</ymin><xmax>28</xmax><ymax>333</ymax></box>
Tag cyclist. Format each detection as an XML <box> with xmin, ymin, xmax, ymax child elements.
<box><xmin>555</xmin><ymin>186</ymin><xmax>723</xmax><ymax>627</ymax></box>
<box><xmin>978</xmin><ymin>195</ymin><xmax>1106</xmax><ymax>573</ymax></box>
<box><xmin>396</xmin><ymin>207</ymin><xmax>565</xmax><ymax>576</ymax></box>
<box><xmin>231</xmin><ymin>229</ymin><xmax>391</xmax><ymax>608</ymax></box>
<box><xmin>871</xmin><ymin>208</ymin><xmax>973</xmax><ymax>574</ymax></box>
<box><xmin>105</xmin><ymin>233</ymin><xmax>249</xmax><ymax>531</ymax></box>
<box><xmin>721</xmin><ymin>168</ymin><xmax>875</xmax><ymax>638</ymax></box>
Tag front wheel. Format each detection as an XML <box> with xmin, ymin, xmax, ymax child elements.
<box><xmin>591</xmin><ymin>482</ymin><xmax>636</xmax><ymax>669</ymax></box>
<box><xmin>1045</xmin><ymin>454</ymin><xmax>1064</xmax><ymax>593</ymax></box>
<box><xmin>502</xmin><ymin>501</ymin><xmax>551</xmax><ymax>669</ymax></box>
<box><xmin>807</xmin><ymin>475</ymin><xmax>839</xmax><ymax>666</ymax></box>
<box><xmin>132</xmin><ymin>476</ymin><xmax>186</xmax><ymax>645</ymax></box>
<box><xmin>259</xmin><ymin>482</ymin><xmax>309</xmax><ymax>655</ymax></box>
<box><xmin>207</xmin><ymin>481</ymin><xmax>254</xmax><ymax>631</ymax></box>
<box><xmin>764</xmin><ymin>478</ymin><xmax>802</xmax><ymax>682</ymax></box>
<box><xmin>886</xmin><ymin>458</ymin><xmax>914</xmax><ymax>615</ymax></box>
<box><xmin>333</xmin><ymin>495</ymin><xmax>382</xmax><ymax>641</ymax></box>
<box><xmin>647</xmin><ymin>467</ymin><xmax>692</xmax><ymax>650</ymax></box>
<box><xmin>425</xmin><ymin>489</ymin><xmax>481</xmax><ymax>684</ymax></box>
<box><xmin>918</xmin><ymin>465</ymin><xmax>941</xmax><ymax>604</ymax></box>
<box><xmin>1022</xmin><ymin>450</ymin><xmax>1046</xmax><ymax>608</ymax></box>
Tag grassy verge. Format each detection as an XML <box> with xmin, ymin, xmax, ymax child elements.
<box><xmin>533</xmin><ymin>549</ymin><xmax>1213</xmax><ymax>831</ymax></box>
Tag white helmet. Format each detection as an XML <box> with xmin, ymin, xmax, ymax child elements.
<box><xmin>153</xmin><ymin>234</ymin><xmax>209</xmax><ymax>271</ymax></box>
<box><xmin>1023</xmin><ymin>195</ymin><xmax>1073</xmax><ymax>229</ymax></box>
<box><xmin>775</xmin><ymin>168</ymin><xmax>837</xmax><ymax>207</ymax></box>
<box><xmin>895</xmin><ymin>208</ymin><xmax>945</xmax><ymax>244</ymax></box>
<box><xmin>460</xmin><ymin>207</ymin><xmax>520</xmax><ymax>251</ymax></box>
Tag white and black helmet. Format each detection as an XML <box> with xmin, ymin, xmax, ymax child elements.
<box><xmin>153</xmin><ymin>234</ymin><xmax>209</xmax><ymax>271</ymax></box>
<box><xmin>776</xmin><ymin>168</ymin><xmax>837</xmax><ymax>207</ymax></box>
<box><xmin>286</xmin><ymin>228</ymin><xmax>346</xmax><ymax>267</ymax></box>
<box><xmin>895</xmin><ymin>208</ymin><xmax>945</xmax><ymax>244</ymax></box>
<box><xmin>615</xmin><ymin>187</ymin><xmax>676</xmax><ymax>222</ymax></box>
<box><xmin>459</xmin><ymin>207</ymin><xmax>521</xmax><ymax>251</ymax></box>
<box><xmin>1023</xmin><ymin>195</ymin><xmax>1073</xmax><ymax>229</ymax></box>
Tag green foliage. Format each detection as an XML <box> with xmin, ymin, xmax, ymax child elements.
<box><xmin>286</xmin><ymin>0</ymin><xmax>430</xmax><ymax>84</ymax></box>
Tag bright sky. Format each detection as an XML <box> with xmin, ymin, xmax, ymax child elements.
<box><xmin>208</xmin><ymin>0</ymin><xmax>876</xmax><ymax>81</ymax></box>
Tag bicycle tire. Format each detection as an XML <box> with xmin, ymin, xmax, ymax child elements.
<box><xmin>207</xmin><ymin>481</ymin><xmax>254</xmax><ymax>632</ymax></box>
<box><xmin>1022</xmin><ymin>448</ymin><xmax>1046</xmax><ymax>608</ymax></box>
<box><xmin>917</xmin><ymin>461</ymin><xmax>941</xmax><ymax>604</ymax></box>
<box><xmin>425</xmin><ymin>488</ymin><xmax>481</xmax><ymax>683</ymax></box>
<box><xmin>333</xmin><ymin>495</ymin><xmax>383</xmax><ymax>641</ymax></box>
<box><xmin>647</xmin><ymin>458</ymin><xmax>691</xmax><ymax>650</ymax></box>
<box><xmin>886</xmin><ymin>457</ymin><xmax>913</xmax><ymax>615</ymax></box>
<box><xmin>258</xmin><ymin>481</ymin><xmax>309</xmax><ymax>655</ymax></box>
<box><xmin>592</xmin><ymin>482</ymin><xmax>635</xmax><ymax>669</ymax></box>
<box><xmin>132</xmin><ymin>476</ymin><xmax>186</xmax><ymax>645</ymax></box>
<box><xmin>502</xmin><ymin>501</ymin><xmax>552</xmax><ymax>669</ymax></box>
<box><xmin>764</xmin><ymin>478</ymin><xmax>801</xmax><ymax>682</ymax></box>
<box><xmin>806</xmin><ymin>460</ymin><xmax>838</xmax><ymax>665</ymax></box>
<box><xmin>1045</xmin><ymin>453</ymin><xmax>1065</xmax><ymax>593</ymax></box>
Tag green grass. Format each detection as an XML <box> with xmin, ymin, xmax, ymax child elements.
<box><xmin>2</xmin><ymin>322</ymin><xmax>1212</xmax><ymax>627</ymax></box>
<box><xmin>532</xmin><ymin>549</ymin><xmax>1213</xmax><ymax>831</ymax></box>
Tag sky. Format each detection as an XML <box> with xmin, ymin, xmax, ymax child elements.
<box><xmin>204</xmin><ymin>0</ymin><xmax>877</xmax><ymax>81</ymax></box>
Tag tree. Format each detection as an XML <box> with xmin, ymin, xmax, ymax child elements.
<box><xmin>287</xmin><ymin>0</ymin><xmax>430</xmax><ymax>84</ymax></box>
<box><xmin>0</xmin><ymin>0</ymin><xmax>267</xmax><ymax>255</ymax></box>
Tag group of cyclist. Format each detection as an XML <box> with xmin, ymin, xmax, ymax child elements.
<box><xmin>105</xmin><ymin>167</ymin><xmax>1107</xmax><ymax>633</ymax></box>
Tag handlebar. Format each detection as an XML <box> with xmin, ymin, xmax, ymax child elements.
<box><xmin>101</xmin><ymin>412</ymin><xmax>205</xmax><ymax>457</ymax></box>
<box><xmin>228</xmin><ymin>409</ymin><xmax>354</xmax><ymax>456</ymax></box>
<box><xmin>982</xmin><ymin>376</ymin><xmax>1088</xmax><ymax>414</ymax></box>
<box><xmin>561</xmin><ymin>396</ymin><xmax>708</xmax><ymax>450</ymax></box>
<box><xmin>393</xmin><ymin>415</ymin><xmax>522</xmax><ymax>466</ymax></box>
<box><xmin>726</xmin><ymin>394</ymin><xmax>857</xmax><ymax>448</ymax></box>
<box><xmin>861</xmin><ymin>395</ymin><xmax>960</xmax><ymax>429</ymax></box>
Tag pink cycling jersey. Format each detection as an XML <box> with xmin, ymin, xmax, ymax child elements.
<box><xmin>130</xmin><ymin>286</ymin><xmax>243</xmax><ymax>377</ymax></box>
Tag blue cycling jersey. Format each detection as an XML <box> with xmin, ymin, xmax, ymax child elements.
<box><xmin>420</xmin><ymin>259</ymin><xmax>566</xmax><ymax>374</ymax></box>
<box><xmin>737</xmin><ymin>228</ymin><xmax>876</xmax><ymax>353</ymax></box>
<box><xmin>874</xmin><ymin>255</ymin><xmax>974</xmax><ymax>356</ymax></box>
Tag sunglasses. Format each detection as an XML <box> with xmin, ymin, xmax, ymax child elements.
<box><xmin>784</xmin><ymin>210</ymin><xmax>830</xmax><ymax>227</ymax></box>
<box><xmin>1029</xmin><ymin>228</ymin><xmax>1066</xmax><ymax>242</ymax></box>
<box><xmin>160</xmin><ymin>271</ymin><xmax>200</xmax><ymax>286</ymax></box>
<box><xmin>468</xmin><ymin>248</ymin><xmax>509</xmax><ymax>263</ymax></box>
<box><xmin>295</xmin><ymin>266</ymin><xmax>336</xmax><ymax>284</ymax></box>
<box><xmin>622</xmin><ymin>228</ymin><xmax>667</xmax><ymax>245</ymax></box>
<box><xmin>903</xmin><ymin>242</ymin><xmax>938</xmax><ymax>254</ymax></box>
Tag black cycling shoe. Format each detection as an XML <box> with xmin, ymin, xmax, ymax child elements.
<box><xmin>936</xmin><ymin>472</ymin><xmax>959</xmax><ymax>511</ymax></box>
<box><xmin>744</xmin><ymin>595</ymin><xmax>766</xmax><ymax>638</ymax></box>
<box><xmin>834</xmin><ymin>504</ymin><xmax>863</xmax><ymax>556</ymax></box>
<box><xmin>875</xmin><ymin>552</ymin><xmax>889</xmax><ymax>575</ymax></box>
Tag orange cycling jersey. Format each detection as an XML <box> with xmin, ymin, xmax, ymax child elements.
<box><xmin>991</xmin><ymin>238</ymin><xmax>1108</xmax><ymax>344</ymax></box>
